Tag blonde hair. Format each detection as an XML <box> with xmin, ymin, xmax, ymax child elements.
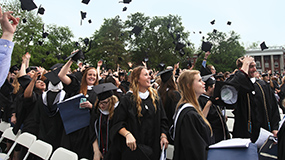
<box><xmin>95</xmin><ymin>95</ymin><xmax>118</xmax><ymax>119</ymax></box>
<box><xmin>177</xmin><ymin>70</ymin><xmax>213</xmax><ymax>135</ymax></box>
<box><xmin>130</xmin><ymin>66</ymin><xmax>159</xmax><ymax>118</ymax></box>
<box><xmin>12</xmin><ymin>73</ymin><xmax>20</xmax><ymax>94</ymax></box>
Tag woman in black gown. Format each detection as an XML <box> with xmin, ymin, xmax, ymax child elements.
<box><xmin>109</xmin><ymin>66</ymin><xmax>169</xmax><ymax>160</ymax></box>
<box><xmin>172</xmin><ymin>70</ymin><xmax>214</xmax><ymax>160</ymax></box>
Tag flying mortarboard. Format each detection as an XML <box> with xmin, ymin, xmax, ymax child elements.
<box><xmin>202</xmin><ymin>74</ymin><xmax>215</xmax><ymax>88</ymax></box>
<box><xmin>157</xmin><ymin>69</ymin><xmax>173</xmax><ymax>83</ymax></box>
<box><xmin>144</xmin><ymin>58</ymin><xmax>149</xmax><ymax>62</ymax></box>
<box><xmin>175</xmin><ymin>42</ymin><xmax>186</xmax><ymax>51</ymax></box>
<box><xmin>50</xmin><ymin>63</ymin><xmax>64</xmax><ymax>70</ymax></box>
<box><xmin>132</xmin><ymin>26</ymin><xmax>142</xmax><ymax>36</ymax></box>
<box><xmin>213</xmin><ymin>29</ymin><xmax>217</xmax><ymax>34</ymax></box>
<box><xmin>93</xmin><ymin>83</ymin><xmax>118</xmax><ymax>101</ymax></box>
<box><xmin>120</xmin><ymin>0</ymin><xmax>132</xmax><ymax>4</ymax></box>
<box><xmin>88</xmin><ymin>19</ymin><xmax>92</xmax><ymax>24</ymax></box>
<box><xmin>20</xmin><ymin>0</ymin><xmax>37</xmax><ymax>11</ymax></box>
<box><xmin>80</xmin><ymin>11</ymin><xmax>87</xmax><ymax>25</ymax></box>
<box><xmin>158</xmin><ymin>63</ymin><xmax>166</xmax><ymax>71</ymax></box>
<box><xmin>227</xmin><ymin>21</ymin><xmax>232</xmax><ymax>25</ymax></box>
<box><xmin>42</xmin><ymin>58</ymin><xmax>45</xmax><ymax>63</ymax></box>
<box><xmin>118</xmin><ymin>57</ymin><xmax>123</xmax><ymax>61</ymax></box>
<box><xmin>260</xmin><ymin>41</ymin><xmax>269</xmax><ymax>51</ymax></box>
<box><xmin>37</xmin><ymin>5</ymin><xmax>45</xmax><ymax>15</ymax></box>
<box><xmin>123</xmin><ymin>6</ymin><xmax>127</xmax><ymax>11</ymax></box>
<box><xmin>22</xmin><ymin>18</ymin><xmax>27</xmax><ymax>23</ymax></box>
<box><xmin>213</xmin><ymin>81</ymin><xmax>238</xmax><ymax>106</ymax></box>
<box><xmin>18</xmin><ymin>75</ymin><xmax>32</xmax><ymax>90</ymax></box>
<box><xmin>199</xmin><ymin>31</ymin><xmax>202</xmax><ymax>34</ymax></box>
<box><xmin>65</xmin><ymin>50</ymin><xmax>85</xmax><ymax>62</ymax></box>
<box><xmin>38</xmin><ymin>41</ymin><xmax>43</xmax><ymax>46</ymax></box>
<box><xmin>81</xmin><ymin>0</ymin><xmax>91</xmax><ymax>5</ymax></box>
<box><xmin>10</xmin><ymin>65</ymin><xmax>19</xmax><ymax>73</ymax></box>
<box><xmin>83</xmin><ymin>38</ymin><xmax>89</xmax><ymax>46</ymax></box>
<box><xmin>210</xmin><ymin>19</ymin><xmax>215</xmax><ymax>25</ymax></box>
<box><xmin>202</xmin><ymin>41</ymin><xmax>212</xmax><ymax>52</ymax></box>
<box><xmin>44</xmin><ymin>67</ymin><xmax>62</xmax><ymax>86</ymax></box>
<box><xmin>42</xmin><ymin>32</ymin><xmax>49</xmax><ymax>38</ymax></box>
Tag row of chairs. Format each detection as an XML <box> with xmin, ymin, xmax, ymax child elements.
<box><xmin>0</xmin><ymin>124</ymin><xmax>80</xmax><ymax>160</ymax></box>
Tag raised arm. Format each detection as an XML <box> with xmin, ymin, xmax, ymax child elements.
<box><xmin>24</xmin><ymin>72</ymin><xmax>39</xmax><ymax>98</ymax></box>
<box><xmin>0</xmin><ymin>7</ymin><xmax>19</xmax><ymax>41</ymax></box>
<box><xmin>58</xmin><ymin>59</ymin><xmax>73</xmax><ymax>85</ymax></box>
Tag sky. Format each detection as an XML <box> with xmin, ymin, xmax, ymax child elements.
<box><xmin>16</xmin><ymin>0</ymin><xmax>285</xmax><ymax>50</ymax></box>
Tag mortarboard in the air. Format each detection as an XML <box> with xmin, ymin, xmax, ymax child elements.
<box><xmin>213</xmin><ymin>29</ymin><xmax>217</xmax><ymax>34</ymax></box>
<box><xmin>132</xmin><ymin>26</ymin><xmax>142</xmax><ymax>36</ymax></box>
<box><xmin>202</xmin><ymin>41</ymin><xmax>212</xmax><ymax>52</ymax></box>
<box><xmin>213</xmin><ymin>81</ymin><xmax>238</xmax><ymax>106</ymax></box>
<box><xmin>157</xmin><ymin>69</ymin><xmax>173</xmax><ymax>83</ymax></box>
<box><xmin>202</xmin><ymin>74</ymin><xmax>215</xmax><ymax>88</ymax></box>
<box><xmin>88</xmin><ymin>19</ymin><xmax>92</xmax><ymax>24</ymax></box>
<box><xmin>65</xmin><ymin>50</ymin><xmax>85</xmax><ymax>62</ymax></box>
<box><xmin>199</xmin><ymin>64</ymin><xmax>211</xmax><ymax>76</ymax></box>
<box><xmin>181</xmin><ymin>59</ymin><xmax>192</xmax><ymax>69</ymax></box>
<box><xmin>20</xmin><ymin>0</ymin><xmax>37</xmax><ymax>11</ymax></box>
<box><xmin>37</xmin><ymin>5</ymin><xmax>45</xmax><ymax>15</ymax></box>
<box><xmin>227</xmin><ymin>21</ymin><xmax>232</xmax><ymax>25</ymax></box>
<box><xmin>260</xmin><ymin>41</ymin><xmax>268</xmax><ymax>51</ymax></box>
<box><xmin>46</xmin><ymin>51</ymin><xmax>50</xmax><ymax>55</ymax></box>
<box><xmin>42</xmin><ymin>58</ymin><xmax>45</xmax><ymax>63</ymax></box>
<box><xmin>178</xmin><ymin>49</ymin><xmax>185</xmax><ymax>57</ymax></box>
<box><xmin>50</xmin><ymin>63</ymin><xmax>64</xmax><ymax>70</ymax></box>
<box><xmin>44</xmin><ymin>67</ymin><xmax>62</xmax><ymax>86</ymax></box>
<box><xmin>82</xmin><ymin>0</ymin><xmax>91</xmax><ymax>5</ymax></box>
<box><xmin>120</xmin><ymin>0</ymin><xmax>132</xmax><ymax>4</ymax></box>
<box><xmin>42</xmin><ymin>32</ymin><xmax>49</xmax><ymax>38</ymax></box>
<box><xmin>83</xmin><ymin>38</ymin><xmax>89</xmax><ymax>46</ymax></box>
<box><xmin>123</xmin><ymin>6</ymin><xmax>127</xmax><ymax>11</ymax></box>
<box><xmin>175</xmin><ymin>42</ymin><xmax>186</xmax><ymax>51</ymax></box>
<box><xmin>199</xmin><ymin>31</ymin><xmax>202</xmax><ymax>34</ymax></box>
<box><xmin>22</xmin><ymin>18</ymin><xmax>27</xmax><ymax>23</ymax></box>
<box><xmin>144</xmin><ymin>57</ymin><xmax>149</xmax><ymax>62</ymax></box>
<box><xmin>210</xmin><ymin>19</ymin><xmax>215</xmax><ymax>25</ymax></box>
<box><xmin>118</xmin><ymin>57</ymin><xmax>123</xmax><ymax>61</ymax></box>
<box><xmin>38</xmin><ymin>41</ymin><xmax>43</xmax><ymax>46</ymax></box>
<box><xmin>93</xmin><ymin>83</ymin><xmax>118</xmax><ymax>101</ymax></box>
<box><xmin>158</xmin><ymin>63</ymin><xmax>166</xmax><ymax>71</ymax></box>
<box><xmin>80</xmin><ymin>11</ymin><xmax>87</xmax><ymax>25</ymax></box>
<box><xmin>10</xmin><ymin>64</ymin><xmax>19</xmax><ymax>73</ymax></box>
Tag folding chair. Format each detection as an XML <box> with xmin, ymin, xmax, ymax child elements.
<box><xmin>50</xmin><ymin>147</ymin><xmax>78</xmax><ymax>160</ymax></box>
<box><xmin>0</xmin><ymin>127</ymin><xmax>20</xmax><ymax>144</ymax></box>
<box><xmin>23</xmin><ymin>140</ymin><xmax>53</xmax><ymax>160</ymax></box>
<box><xmin>0</xmin><ymin>122</ymin><xmax>11</xmax><ymax>134</ymax></box>
<box><xmin>0</xmin><ymin>132</ymin><xmax>37</xmax><ymax>160</ymax></box>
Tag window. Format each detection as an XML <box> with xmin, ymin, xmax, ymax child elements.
<box><xmin>256</xmin><ymin>61</ymin><xmax>261</xmax><ymax>68</ymax></box>
<box><xmin>274</xmin><ymin>62</ymin><xmax>279</xmax><ymax>68</ymax></box>
<box><xmin>265</xmin><ymin>62</ymin><xmax>269</xmax><ymax>68</ymax></box>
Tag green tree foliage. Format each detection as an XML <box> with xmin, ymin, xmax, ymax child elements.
<box><xmin>195</xmin><ymin>31</ymin><xmax>245</xmax><ymax>73</ymax></box>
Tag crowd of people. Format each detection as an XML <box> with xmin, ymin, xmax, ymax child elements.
<box><xmin>1</xmin><ymin>7</ymin><xmax>285</xmax><ymax>160</ymax></box>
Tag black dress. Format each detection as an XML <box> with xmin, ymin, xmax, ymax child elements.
<box><xmin>226</xmin><ymin>71</ymin><xmax>280</xmax><ymax>142</ymax></box>
<box><xmin>173</xmin><ymin>104</ymin><xmax>214</xmax><ymax>160</ymax></box>
<box><xmin>109</xmin><ymin>91</ymin><xmax>168</xmax><ymax>160</ymax></box>
<box><xmin>278</xmin><ymin>120</ymin><xmax>285</xmax><ymax>160</ymax></box>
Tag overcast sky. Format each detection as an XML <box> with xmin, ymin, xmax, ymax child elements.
<box><xmin>20</xmin><ymin>0</ymin><xmax>285</xmax><ymax>49</ymax></box>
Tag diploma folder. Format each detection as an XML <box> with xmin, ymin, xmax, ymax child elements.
<box><xmin>57</xmin><ymin>93</ymin><xmax>90</xmax><ymax>134</ymax></box>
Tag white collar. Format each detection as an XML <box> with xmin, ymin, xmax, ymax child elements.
<box><xmin>139</xmin><ymin>90</ymin><xmax>149</xmax><ymax>99</ymax></box>
<box><xmin>99</xmin><ymin>101</ymin><xmax>119</xmax><ymax>115</ymax></box>
<box><xmin>42</xmin><ymin>90</ymin><xmax>66</xmax><ymax>106</ymax></box>
<box><xmin>87</xmin><ymin>85</ymin><xmax>94</xmax><ymax>90</ymax></box>
<box><xmin>250</xmin><ymin>78</ymin><xmax>256</xmax><ymax>84</ymax></box>
<box><xmin>48</xmin><ymin>81</ymin><xmax>63</xmax><ymax>92</ymax></box>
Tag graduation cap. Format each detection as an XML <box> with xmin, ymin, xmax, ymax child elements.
<box><xmin>37</xmin><ymin>5</ymin><xmax>45</xmax><ymax>15</ymax></box>
<box><xmin>118</xmin><ymin>57</ymin><xmax>123</xmax><ymax>61</ymax></box>
<box><xmin>132</xmin><ymin>26</ymin><xmax>142</xmax><ymax>36</ymax></box>
<box><xmin>42</xmin><ymin>32</ymin><xmax>49</xmax><ymax>38</ymax></box>
<box><xmin>65</xmin><ymin>50</ymin><xmax>85</xmax><ymax>62</ymax></box>
<box><xmin>210</xmin><ymin>19</ymin><xmax>215</xmax><ymax>25</ymax></box>
<box><xmin>178</xmin><ymin>49</ymin><xmax>185</xmax><ymax>57</ymax></box>
<box><xmin>88</xmin><ymin>19</ymin><xmax>92</xmax><ymax>24</ymax></box>
<box><xmin>180</xmin><ymin>59</ymin><xmax>192</xmax><ymax>69</ymax></box>
<box><xmin>80</xmin><ymin>11</ymin><xmax>87</xmax><ymax>25</ymax></box>
<box><xmin>83</xmin><ymin>38</ymin><xmax>89</xmax><ymax>46</ymax></box>
<box><xmin>202</xmin><ymin>41</ymin><xmax>212</xmax><ymax>52</ymax></box>
<box><xmin>120</xmin><ymin>0</ymin><xmax>132</xmax><ymax>4</ymax></box>
<box><xmin>38</xmin><ymin>41</ymin><xmax>43</xmax><ymax>46</ymax></box>
<box><xmin>46</xmin><ymin>51</ymin><xmax>50</xmax><ymax>55</ymax></box>
<box><xmin>175</xmin><ymin>42</ymin><xmax>186</xmax><ymax>51</ymax></box>
<box><xmin>50</xmin><ymin>63</ymin><xmax>64</xmax><ymax>70</ymax></box>
<box><xmin>202</xmin><ymin>74</ymin><xmax>215</xmax><ymax>88</ymax></box>
<box><xmin>122</xmin><ymin>144</ymin><xmax>152</xmax><ymax>160</ymax></box>
<box><xmin>18</xmin><ymin>75</ymin><xmax>32</xmax><ymax>90</ymax></box>
<box><xmin>10</xmin><ymin>64</ymin><xmax>19</xmax><ymax>73</ymax></box>
<box><xmin>20</xmin><ymin>0</ymin><xmax>37</xmax><ymax>11</ymax></box>
<box><xmin>123</xmin><ymin>6</ymin><xmax>127</xmax><ymax>11</ymax></box>
<box><xmin>144</xmin><ymin>58</ymin><xmax>149</xmax><ymax>62</ymax></box>
<box><xmin>262</xmin><ymin>73</ymin><xmax>268</xmax><ymax>77</ymax></box>
<box><xmin>93</xmin><ymin>83</ymin><xmax>118</xmax><ymax>101</ymax></box>
<box><xmin>199</xmin><ymin>31</ymin><xmax>202</xmax><ymax>34</ymax></box>
<box><xmin>75</xmin><ymin>42</ymin><xmax>80</xmax><ymax>47</ymax></box>
<box><xmin>227</xmin><ymin>21</ymin><xmax>232</xmax><ymax>25</ymax></box>
<box><xmin>213</xmin><ymin>81</ymin><xmax>238</xmax><ymax>106</ymax></box>
<box><xmin>260</xmin><ymin>41</ymin><xmax>269</xmax><ymax>51</ymax></box>
<box><xmin>158</xmin><ymin>63</ymin><xmax>166</xmax><ymax>71</ymax></box>
<box><xmin>22</xmin><ymin>18</ymin><xmax>27</xmax><ymax>23</ymax></box>
<box><xmin>157</xmin><ymin>69</ymin><xmax>173</xmax><ymax>83</ymax></box>
<box><xmin>26</xmin><ymin>66</ymin><xmax>37</xmax><ymax>73</ymax></box>
<box><xmin>200</xmin><ymin>65</ymin><xmax>211</xmax><ymax>77</ymax></box>
<box><xmin>213</xmin><ymin>29</ymin><xmax>217</xmax><ymax>34</ymax></box>
<box><xmin>44</xmin><ymin>67</ymin><xmax>62</xmax><ymax>86</ymax></box>
<box><xmin>42</xmin><ymin>58</ymin><xmax>45</xmax><ymax>63</ymax></box>
<box><xmin>81</xmin><ymin>0</ymin><xmax>91</xmax><ymax>5</ymax></box>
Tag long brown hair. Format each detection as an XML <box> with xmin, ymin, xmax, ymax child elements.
<box><xmin>158</xmin><ymin>75</ymin><xmax>178</xmax><ymax>108</ymax></box>
<box><xmin>130</xmin><ymin>66</ymin><xmax>159</xmax><ymax>117</ymax></box>
<box><xmin>177</xmin><ymin>70</ymin><xmax>213</xmax><ymax>135</ymax></box>
<box><xmin>79</xmin><ymin>67</ymin><xmax>99</xmax><ymax>96</ymax></box>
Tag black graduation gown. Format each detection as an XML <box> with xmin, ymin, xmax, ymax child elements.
<box><xmin>198</xmin><ymin>94</ymin><xmax>229</xmax><ymax>143</ymax></box>
<box><xmin>278</xmin><ymin>120</ymin><xmax>285</xmax><ymax>160</ymax></box>
<box><xmin>61</xmin><ymin>75</ymin><xmax>96</xmax><ymax>159</ymax></box>
<box><xmin>226</xmin><ymin>71</ymin><xmax>280</xmax><ymax>142</ymax></box>
<box><xmin>161</xmin><ymin>90</ymin><xmax>180</xmax><ymax>145</ymax></box>
<box><xmin>0</xmin><ymin>79</ymin><xmax>13</xmax><ymax>122</ymax></box>
<box><xmin>109</xmin><ymin>92</ymin><xmax>168</xmax><ymax>160</ymax></box>
<box><xmin>173</xmin><ymin>106</ymin><xmax>214</xmax><ymax>160</ymax></box>
<box><xmin>33</xmin><ymin>91</ymin><xmax>65</xmax><ymax>151</ymax></box>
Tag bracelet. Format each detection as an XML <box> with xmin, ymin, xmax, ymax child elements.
<box><xmin>160</xmin><ymin>135</ymin><xmax>167</xmax><ymax>140</ymax></box>
<box><xmin>125</xmin><ymin>132</ymin><xmax>131</xmax><ymax>137</ymax></box>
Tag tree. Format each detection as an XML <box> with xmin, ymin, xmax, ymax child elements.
<box><xmin>195</xmin><ymin>31</ymin><xmax>245</xmax><ymax>73</ymax></box>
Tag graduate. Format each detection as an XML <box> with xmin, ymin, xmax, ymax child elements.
<box><xmin>58</xmin><ymin>51</ymin><xmax>99</xmax><ymax>159</ymax></box>
<box><xmin>90</xmin><ymin>83</ymin><xmax>119</xmax><ymax>160</ymax></box>
<box><xmin>109</xmin><ymin>66</ymin><xmax>169</xmax><ymax>160</ymax></box>
<box><xmin>157</xmin><ymin>69</ymin><xmax>181</xmax><ymax>145</ymax></box>
<box><xmin>172</xmin><ymin>70</ymin><xmax>214</xmax><ymax>160</ymax></box>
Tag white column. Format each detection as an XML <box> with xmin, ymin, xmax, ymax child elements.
<box><xmin>281</xmin><ymin>54</ymin><xmax>284</xmax><ymax>73</ymax></box>
<box><xmin>271</xmin><ymin>55</ymin><xmax>274</xmax><ymax>72</ymax></box>
<box><xmin>261</xmin><ymin>55</ymin><xmax>264</xmax><ymax>72</ymax></box>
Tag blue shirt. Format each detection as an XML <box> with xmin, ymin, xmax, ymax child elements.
<box><xmin>0</xmin><ymin>39</ymin><xmax>14</xmax><ymax>88</ymax></box>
